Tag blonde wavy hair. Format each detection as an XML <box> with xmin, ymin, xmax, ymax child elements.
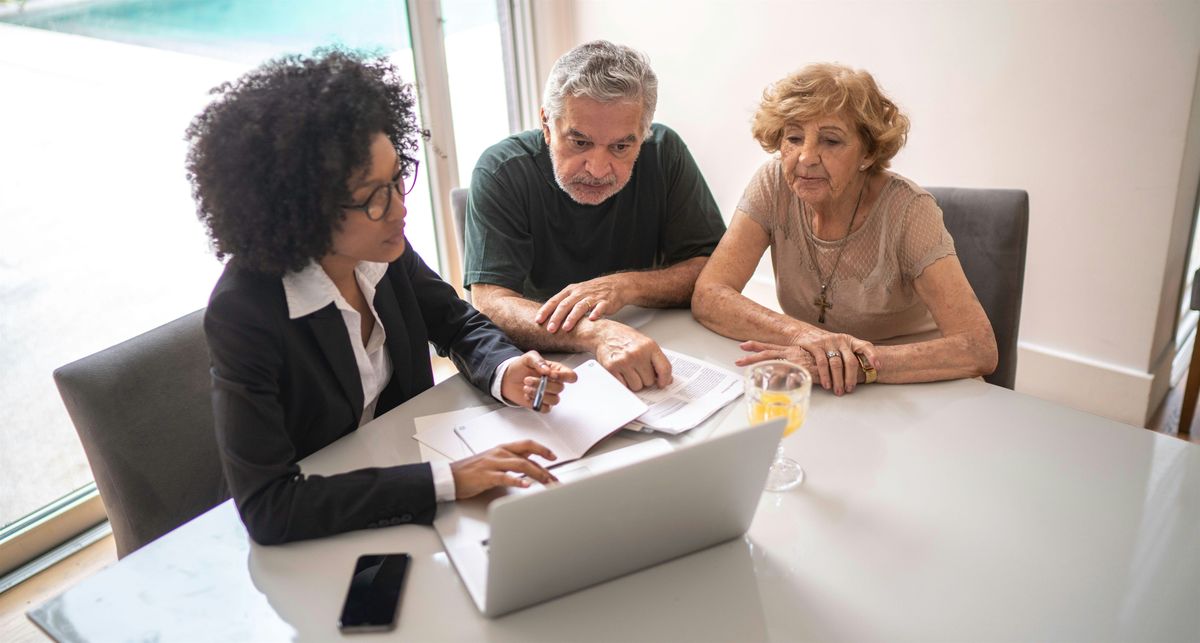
<box><xmin>751</xmin><ymin>63</ymin><xmax>909</xmax><ymax>172</ymax></box>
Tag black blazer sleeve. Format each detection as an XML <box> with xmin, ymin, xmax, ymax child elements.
<box><xmin>397</xmin><ymin>243</ymin><xmax>524</xmax><ymax>391</ymax></box>
<box><xmin>205</xmin><ymin>249</ymin><xmax>521</xmax><ymax>546</ymax></box>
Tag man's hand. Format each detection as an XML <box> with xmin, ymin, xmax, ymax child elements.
<box><xmin>534</xmin><ymin>275</ymin><xmax>631</xmax><ymax>333</ymax></box>
<box><xmin>499</xmin><ymin>351</ymin><xmax>577</xmax><ymax>413</ymax></box>
<box><xmin>450</xmin><ymin>440</ymin><xmax>559</xmax><ymax>499</ymax></box>
<box><xmin>594</xmin><ymin>324</ymin><xmax>672</xmax><ymax>391</ymax></box>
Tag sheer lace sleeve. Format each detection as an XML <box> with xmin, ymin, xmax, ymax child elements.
<box><xmin>898</xmin><ymin>193</ymin><xmax>956</xmax><ymax>280</ymax></box>
<box><xmin>737</xmin><ymin>158</ymin><xmax>784</xmax><ymax>235</ymax></box>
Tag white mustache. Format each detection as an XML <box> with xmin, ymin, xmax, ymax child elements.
<box><xmin>570</xmin><ymin>175</ymin><xmax>616</xmax><ymax>187</ymax></box>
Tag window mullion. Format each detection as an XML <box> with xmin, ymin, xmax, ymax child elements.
<box><xmin>498</xmin><ymin>0</ymin><xmax>541</xmax><ymax>133</ymax></box>
<box><xmin>406</xmin><ymin>0</ymin><xmax>462</xmax><ymax>290</ymax></box>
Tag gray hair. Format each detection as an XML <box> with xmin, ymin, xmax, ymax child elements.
<box><xmin>542</xmin><ymin>40</ymin><xmax>658</xmax><ymax>138</ymax></box>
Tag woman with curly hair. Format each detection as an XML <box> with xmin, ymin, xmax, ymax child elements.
<box><xmin>693</xmin><ymin>63</ymin><xmax>997</xmax><ymax>395</ymax></box>
<box><xmin>186</xmin><ymin>49</ymin><xmax>575</xmax><ymax>545</ymax></box>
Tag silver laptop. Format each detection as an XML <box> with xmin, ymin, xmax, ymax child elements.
<box><xmin>433</xmin><ymin>418</ymin><xmax>786</xmax><ymax>617</ymax></box>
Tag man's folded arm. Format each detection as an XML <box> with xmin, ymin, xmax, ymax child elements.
<box><xmin>472</xmin><ymin>283</ymin><xmax>607</xmax><ymax>352</ymax></box>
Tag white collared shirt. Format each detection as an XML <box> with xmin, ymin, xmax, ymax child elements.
<box><xmin>283</xmin><ymin>260</ymin><xmax>474</xmax><ymax>502</ymax></box>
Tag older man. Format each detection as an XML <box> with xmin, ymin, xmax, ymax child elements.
<box><xmin>464</xmin><ymin>40</ymin><xmax>726</xmax><ymax>391</ymax></box>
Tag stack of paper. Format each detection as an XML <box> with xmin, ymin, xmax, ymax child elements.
<box><xmin>628</xmin><ymin>349</ymin><xmax>743</xmax><ymax>434</ymax></box>
<box><xmin>412</xmin><ymin>351</ymin><xmax>743</xmax><ymax>465</ymax></box>
<box><xmin>413</xmin><ymin>405</ymin><xmax>496</xmax><ymax>461</ymax></box>
<box><xmin>453</xmin><ymin>360</ymin><xmax>648</xmax><ymax>467</ymax></box>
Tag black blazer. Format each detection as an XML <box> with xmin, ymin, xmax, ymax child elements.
<box><xmin>205</xmin><ymin>247</ymin><xmax>523</xmax><ymax>545</ymax></box>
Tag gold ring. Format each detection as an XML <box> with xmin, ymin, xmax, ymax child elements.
<box><xmin>854</xmin><ymin>352</ymin><xmax>878</xmax><ymax>384</ymax></box>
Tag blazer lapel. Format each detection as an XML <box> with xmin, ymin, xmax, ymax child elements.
<box><xmin>306</xmin><ymin>305</ymin><xmax>365</xmax><ymax>425</ymax></box>
<box><xmin>373</xmin><ymin>273</ymin><xmax>414</xmax><ymax>411</ymax></box>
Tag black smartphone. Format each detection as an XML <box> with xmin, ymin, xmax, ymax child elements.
<box><xmin>337</xmin><ymin>553</ymin><xmax>411</xmax><ymax>633</ymax></box>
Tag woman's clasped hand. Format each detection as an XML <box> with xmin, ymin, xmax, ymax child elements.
<box><xmin>736</xmin><ymin>332</ymin><xmax>880</xmax><ymax>396</ymax></box>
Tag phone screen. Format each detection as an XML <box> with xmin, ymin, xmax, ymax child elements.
<box><xmin>338</xmin><ymin>553</ymin><xmax>411</xmax><ymax>633</ymax></box>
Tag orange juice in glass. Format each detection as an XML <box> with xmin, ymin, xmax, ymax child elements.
<box><xmin>748</xmin><ymin>391</ymin><xmax>807</xmax><ymax>436</ymax></box>
<box><xmin>744</xmin><ymin>360</ymin><xmax>811</xmax><ymax>491</ymax></box>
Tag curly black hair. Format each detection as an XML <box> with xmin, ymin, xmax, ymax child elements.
<box><xmin>185</xmin><ymin>48</ymin><xmax>419</xmax><ymax>276</ymax></box>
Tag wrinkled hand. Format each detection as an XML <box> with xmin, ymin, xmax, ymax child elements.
<box><xmin>736</xmin><ymin>333</ymin><xmax>880</xmax><ymax>396</ymax></box>
<box><xmin>594</xmin><ymin>324</ymin><xmax>672</xmax><ymax>392</ymax></box>
<box><xmin>451</xmin><ymin>440</ymin><xmax>559</xmax><ymax>499</ymax></box>
<box><xmin>500</xmin><ymin>351</ymin><xmax>577</xmax><ymax>413</ymax></box>
<box><xmin>534</xmin><ymin>275</ymin><xmax>628</xmax><ymax>333</ymax></box>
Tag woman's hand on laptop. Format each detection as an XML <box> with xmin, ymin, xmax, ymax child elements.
<box><xmin>500</xmin><ymin>351</ymin><xmax>577</xmax><ymax>413</ymax></box>
<box><xmin>451</xmin><ymin>440</ymin><xmax>559</xmax><ymax>499</ymax></box>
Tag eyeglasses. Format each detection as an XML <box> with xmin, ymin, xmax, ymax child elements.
<box><xmin>341</xmin><ymin>156</ymin><xmax>420</xmax><ymax>221</ymax></box>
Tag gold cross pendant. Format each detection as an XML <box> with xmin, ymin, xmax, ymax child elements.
<box><xmin>813</xmin><ymin>286</ymin><xmax>832</xmax><ymax>324</ymax></box>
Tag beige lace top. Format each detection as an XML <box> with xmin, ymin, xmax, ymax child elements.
<box><xmin>738</xmin><ymin>158</ymin><xmax>955</xmax><ymax>345</ymax></box>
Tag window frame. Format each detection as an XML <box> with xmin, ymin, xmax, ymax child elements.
<box><xmin>407</xmin><ymin>0</ymin><xmax>463</xmax><ymax>293</ymax></box>
<box><xmin>0</xmin><ymin>484</ymin><xmax>106</xmax><ymax>579</ymax></box>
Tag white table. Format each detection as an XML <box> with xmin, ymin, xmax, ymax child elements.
<box><xmin>29</xmin><ymin>309</ymin><xmax>1200</xmax><ymax>641</ymax></box>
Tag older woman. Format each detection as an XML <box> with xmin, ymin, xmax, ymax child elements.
<box><xmin>186</xmin><ymin>49</ymin><xmax>575</xmax><ymax>545</ymax></box>
<box><xmin>693</xmin><ymin>63</ymin><xmax>996</xmax><ymax>395</ymax></box>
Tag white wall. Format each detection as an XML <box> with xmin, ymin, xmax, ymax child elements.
<box><xmin>533</xmin><ymin>0</ymin><xmax>1200</xmax><ymax>426</ymax></box>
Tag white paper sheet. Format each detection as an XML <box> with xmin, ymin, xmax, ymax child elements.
<box><xmin>453</xmin><ymin>360</ymin><xmax>648</xmax><ymax>467</ymax></box>
<box><xmin>413</xmin><ymin>405</ymin><xmax>497</xmax><ymax>461</ymax></box>
<box><xmin>628</xmin><ymin>349</ymin><xmax>743</xmax><ymax>434</ymax></box>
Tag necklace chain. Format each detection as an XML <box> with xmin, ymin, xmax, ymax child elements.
<box><xmin>805</xmin><ymin>178</ymin><xmax>868</xmax><ymax>324</ymax></box>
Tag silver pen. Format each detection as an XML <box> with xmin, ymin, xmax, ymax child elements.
<box><xmin>532</xmin><ymin>375</ymin><xmax>549</xmax><ymax>411</ymax></box>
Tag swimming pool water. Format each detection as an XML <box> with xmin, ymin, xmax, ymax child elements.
<box><xmin>1</xmin><ymin>0</ymin><xmax>439</xmax><ymax>63</ymax></box>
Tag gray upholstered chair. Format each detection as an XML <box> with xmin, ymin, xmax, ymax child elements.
<box><xmin>451</xmin><ymin>187</ymin><xmax>471</xmax><ymax>301</ymax></box>
<box><xmin>53</xmin><ymin>309</ymin><xmax>228</xmax><ymax>558</ymax></box>
<box><xmin>1177</xmin><ymin>269</ymin><xmax>1200</xmax><ymax>436</ymax></box>
<box><xmin>450</xmin><ymin>187</ymin><xmax>469</xmax><ymax>262</ymax></box>
<box><xmin>927</xmin><ymin>187</ymin><xmax>1030</xmax><ymax>390</ymax></box>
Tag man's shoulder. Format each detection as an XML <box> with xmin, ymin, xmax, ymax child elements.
<box><xmin>643</xmin><ymin>122</ymin><xmax>686</xmax><ymax>151</ymax></box>
<box><xmin>474</xmin><ymin>128</ymin><xmax>544</xmax><ymax>175</ymax></box>
<box><xmin>636</xmin><ymin>123</ymin><xmax>696</xmax><ymax>174</ymax></box>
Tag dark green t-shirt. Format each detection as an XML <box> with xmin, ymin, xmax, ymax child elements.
<box><xmin>463</xmin><ymin>123</ymin><xmax>726</xmax><ymax>301</ymax></box>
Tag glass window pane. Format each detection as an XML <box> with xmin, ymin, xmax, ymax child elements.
<box><xmin>441</xmin><ymin>0</ymin><xmax>512</xmax><ymax>186</ymax></box>
<box><xmin>0</xmin><ymin>1</ymin><xmax>436</xmax><ymax>531</ymax></box>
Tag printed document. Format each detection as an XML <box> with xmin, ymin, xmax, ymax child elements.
<box><xmin>628</xmin><ymin>349</ymin><xmax>743</xmax><ymax>434</ymax></box>
<box><xmin>454</xmin><ymin>360</ymin><xmax>648</xmax><ymax>467</ymax></box>
<box><xmin>413</xmin><ymin>405</ymin><xmax>496</xmax><ymax>461</ymax></box>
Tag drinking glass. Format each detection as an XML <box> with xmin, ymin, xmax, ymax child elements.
<box><xmin>744</xmin><ymin>360</ymin><xmax>812</xmax><ymax>491</ymax></box>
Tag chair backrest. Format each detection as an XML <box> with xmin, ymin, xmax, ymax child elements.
<box><xmin>53</xmin><ymin>309</ymin><xmax>228</xmax><ymax>558</ymax></box>
<box><xmin>1191</xmin><ymin>267</ymin><xmax>1200</xmax><ymax>311</ymax></box>
<box><xmin>450</xmin><ymin>187</ymin><xmax>469</xmax><ymax>265</ymax></box>
<box><xmin>926</xmin><ymin>187</ymin><xmax>1030</xmax><ymax>389</ymax></box>
<box><xmin>451</xmin><ymin>187</ymin><xmax>471</xmax><ymax>301</ymax></box>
